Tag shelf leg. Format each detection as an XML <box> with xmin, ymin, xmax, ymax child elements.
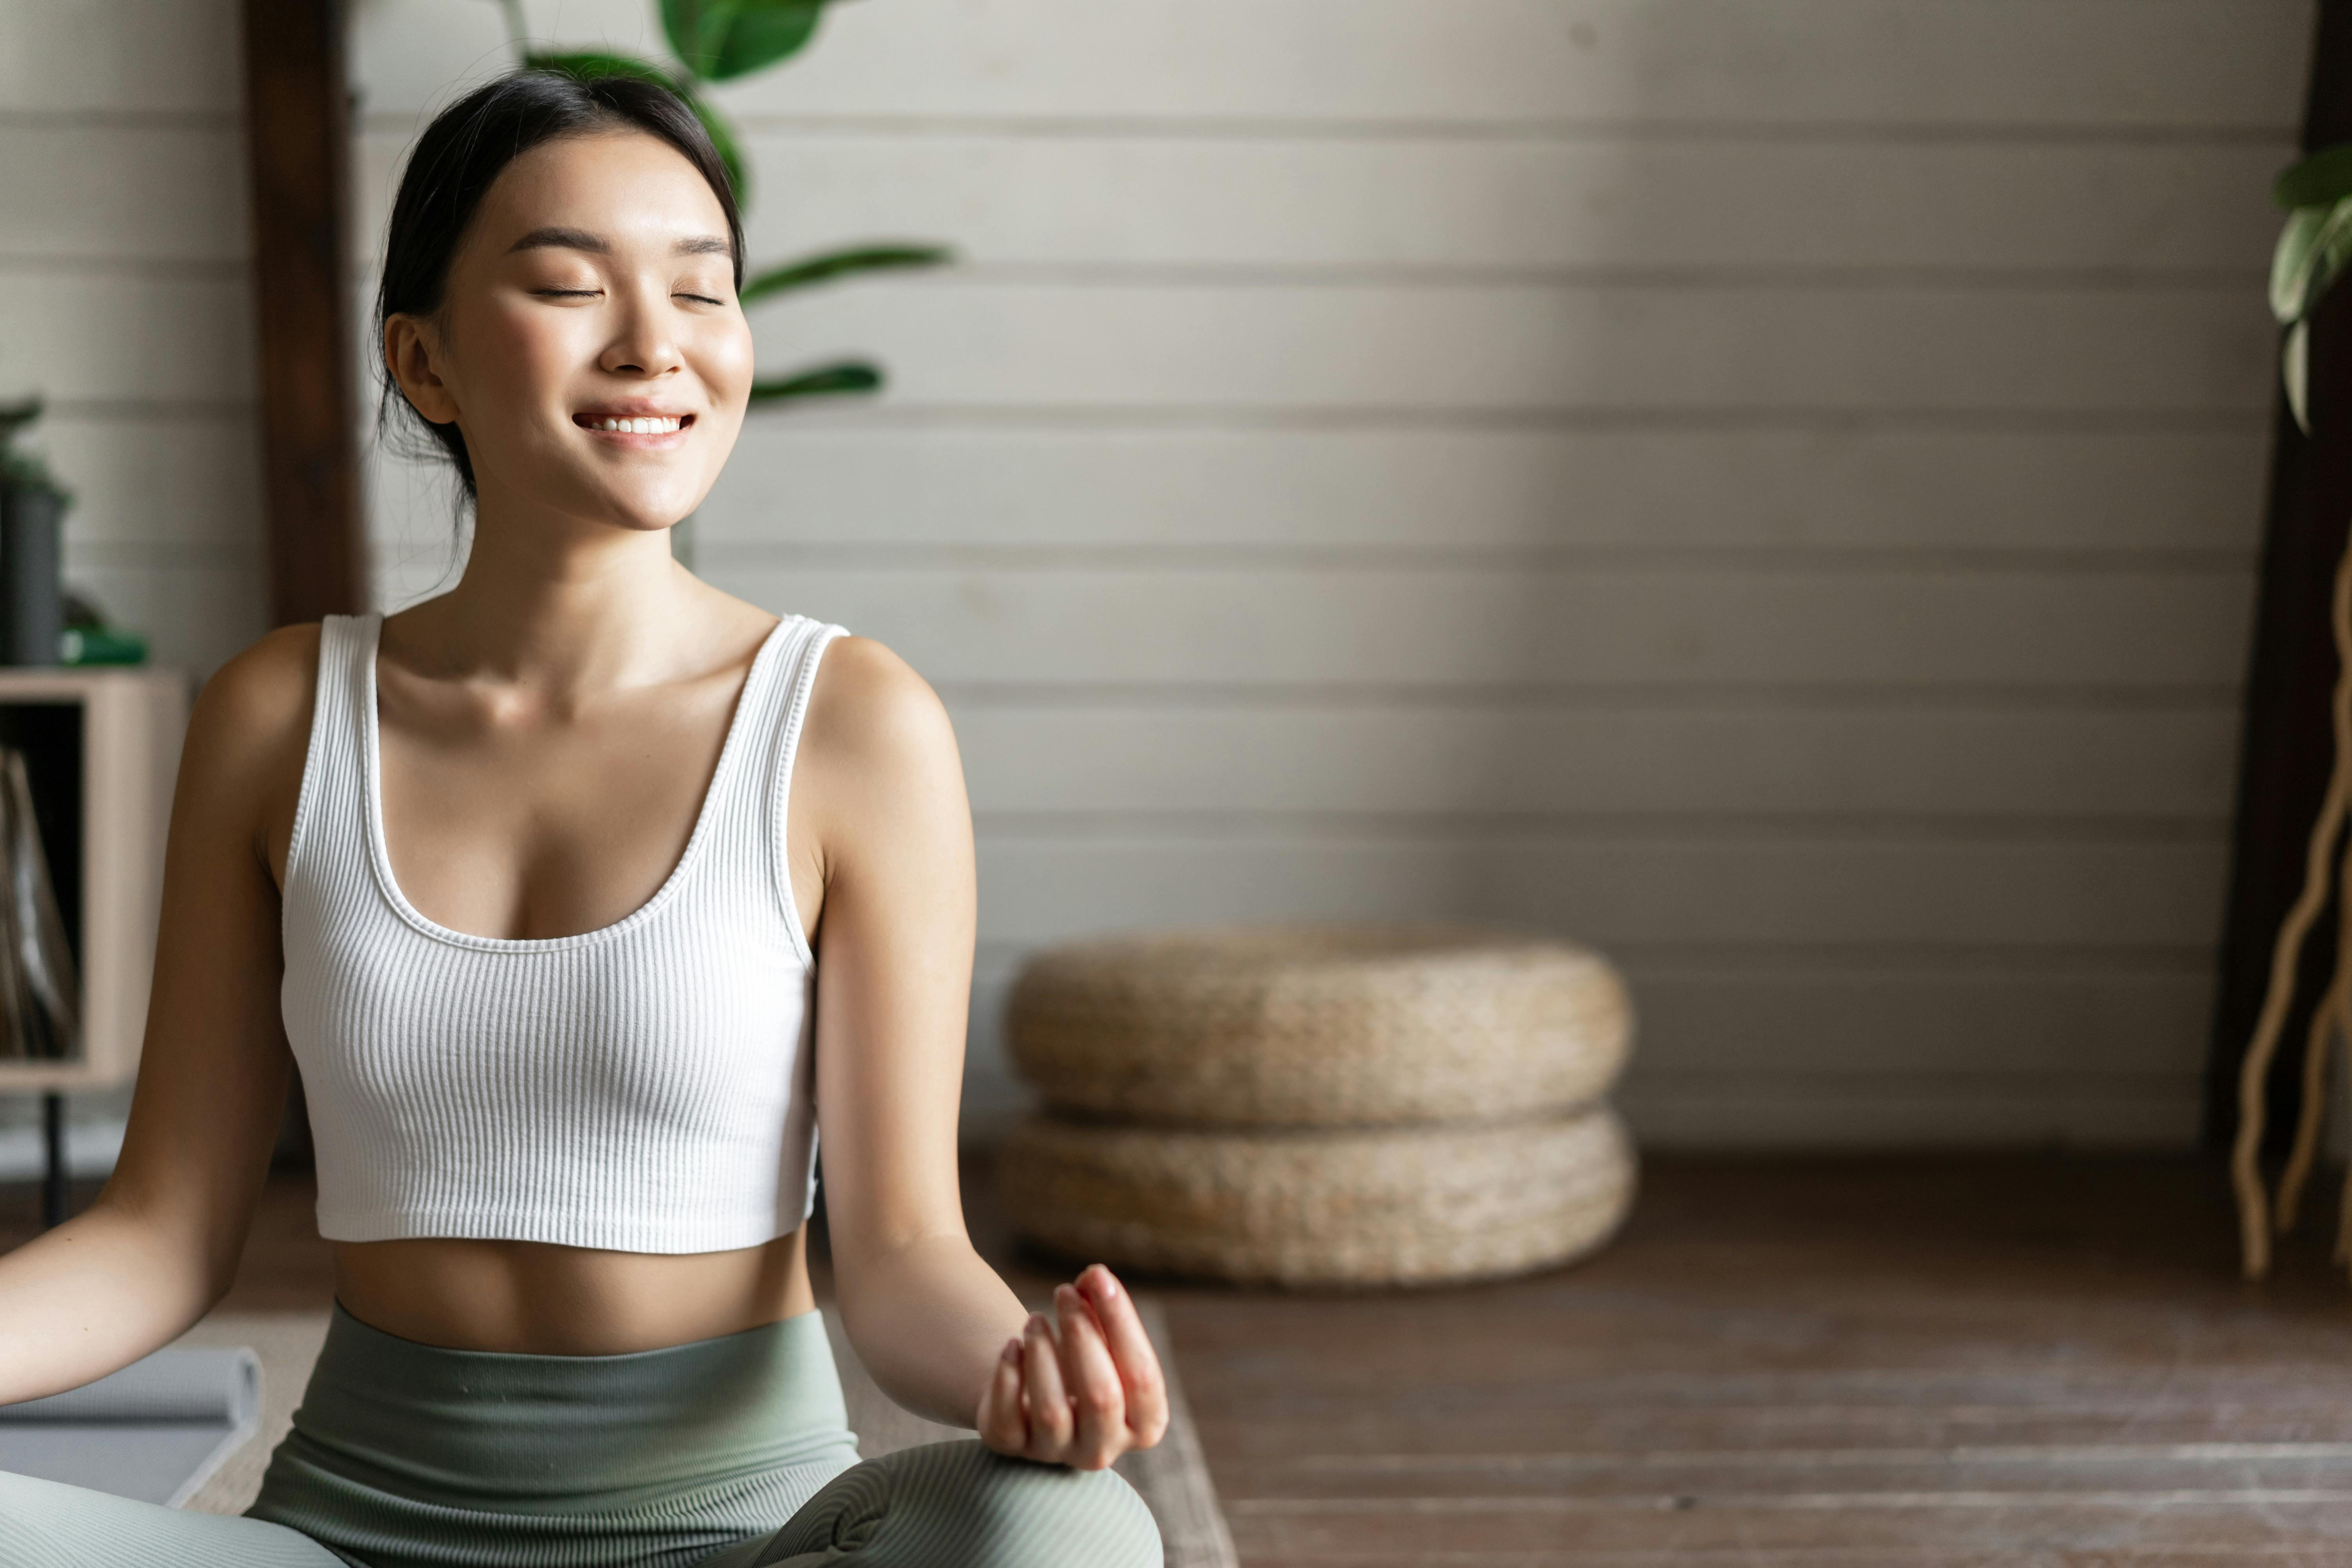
<box><xmin>41</xmin><ymin>1091</ymin><xmax>65</xmax><ymax>1229</ymax></box>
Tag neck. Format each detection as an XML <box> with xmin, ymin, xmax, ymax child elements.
<box><xmin>387</xmin><ymin>479</ymin><xmax>709</xmax><ymax>693</ymax></box>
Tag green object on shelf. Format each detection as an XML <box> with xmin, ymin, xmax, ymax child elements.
<box><xmin>58</xmin><ymin>627</ymin><xmax>145</xmax><ymax>666</ymax></box>
<box><xmin>59</xmin><ymin>590</ymin><xmax>145</xmax><ymax>666</ymax></box>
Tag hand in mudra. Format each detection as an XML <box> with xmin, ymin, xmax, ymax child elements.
<box><xmin>976</xmin><ymin>1263</ymin><xmax>1169</xmax><ymax>1470</ymax></box>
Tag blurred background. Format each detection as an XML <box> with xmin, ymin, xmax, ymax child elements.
<box><xmin>0</xmin><ymin>0</ymin><xmax>2316</xmax><ymax>1155</ymax></box>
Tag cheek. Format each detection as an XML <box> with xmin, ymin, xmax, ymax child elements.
<box><xmin>459</xmin><ymin>299</ymin><xmax>585</xmax><ymax>412</ymax></box>
<box><xmin>695</xmin><ymin>318</ymin><xmax>756</xmax><ymax>400</ymax></box>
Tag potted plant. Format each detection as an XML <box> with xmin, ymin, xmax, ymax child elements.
<box><xmin>2232</xmin><ymin>143</ymin><xmax>2352</xmax><ymax>1279</ymax></box>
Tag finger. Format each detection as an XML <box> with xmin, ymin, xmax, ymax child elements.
<box><xmin>1020</xmin><ymin>1311</ymin><xmax>1074</xmax><ymax>1457</ymax></box>
<box><xmin>1055</xmin><ymin>1283</ymin><xmax>1126</xmax><ymax>1470</ymax></box>
<box><xmin>1076</xmin><ymin>1264</ymin><xmax>1170</xmax><ymax>1445</ymax></box>
<box><xmin>978</xmin><ymin>1334</ymin><xmax>1027</xmax><ymax>1455</ymax></box>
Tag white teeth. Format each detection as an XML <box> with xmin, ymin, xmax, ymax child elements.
<box><xmin>591</xmin><ymin>416</ymin><xmax>682</xmax><ymax>434</ymax></box>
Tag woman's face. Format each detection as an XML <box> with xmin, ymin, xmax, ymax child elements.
<box><xmin>385</xmin><ymin>129</ymin><xmax>753</xmax><ymax>536</ymax></box>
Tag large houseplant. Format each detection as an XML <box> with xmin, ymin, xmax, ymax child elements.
<box><xmin>2234</xmin><ymin>143</ymin><xmax>2352</xmax><ymax>1279</ymax></box>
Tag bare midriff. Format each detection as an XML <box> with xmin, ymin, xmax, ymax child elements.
<box><xmin>330</xmin><ymin>1227</ymin><xmax>815</xmax><ymax>1354</ymax></box>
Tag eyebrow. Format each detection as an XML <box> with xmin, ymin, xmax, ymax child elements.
<box><xmin>506</xmin><ymin>227</ymin><xmax>733</xmax><ymax>259</ymax></box>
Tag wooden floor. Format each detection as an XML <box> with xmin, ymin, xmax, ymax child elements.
<box><xmin>13</xmin><ymin>1152</ymin><xmax>2352</xmax><ymax>1566</ymax></box>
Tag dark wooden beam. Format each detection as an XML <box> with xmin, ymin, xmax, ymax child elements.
<box><xmin>240</xmin><ymin>0</ymin><xmax>365</xmax><ymax>628</ymax></box>
<box><xmin>2207</xmin><ymin>2</ymin><xmax>2352</xmax><ymax>1149</ymax></box>
<box><xmin>241</xmin><ymin>0</ymin><xmax>359</xmax><ymax>1169</ymax></box>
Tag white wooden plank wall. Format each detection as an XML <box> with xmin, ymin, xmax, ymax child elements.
<box><xmin>0</xmin><ymin>0</ymin><xmax>266</xmax><ymax>681</ymax></box>
<box><xmin>352</xmin><ymin>0</ymin><xmax>2316</xmax><ymax>1147</ymax></box>
<box><xmin>0</xmin><ymin>0</ymin><xmax>258</xmax><ymax>1138</ymax></box>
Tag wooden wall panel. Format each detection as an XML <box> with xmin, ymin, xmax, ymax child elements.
<box><xmin>723</xmin><ymin>0</ymin><xmax>2314</xmax><ymax>128</ymax></box>
<box><xmin>0</xmin><ymin>278</ymin><xmax>252</xmax><ymax>403</ymax></box>
<box><xmin>711</xmin><ymin>565</ymin><xmax>2255</xmax><ymax>691</ymax></box>
<box><xmin>719</xmin><ymin>138</ymin><xmax>2284</xmax><ymax>275</ymax></box>
<box><xmin>352</xmin><ymin>0</ymin><xmax>2309</xmax><ymax>130</ymax></box>
<box><xmin>1613</xmin><ymin>968</ymin><xmax>2215</xmax><ymax>1077</ymax></box>
<box><xmin>0</xmin><ymin>0</ymin><xmax>241</xmax><ymax>113</ymax></box>
<box><xmin>738</xmin><ymin>283</ymin><xmax>2274</xmax><ymax>415</ymax></box>
<box><xmin>965</xmin><ymin>837</ymin><xmax>2227</xmax><ymax>951</ymax></box>
<box><xmin>701</xmin><ymin>427</ymin><xmax>2269</xmax><ymax>554</ymax></box>
<box><xmin>948</xmin><ymin>706</ymin><xmax>2238</xmax><ymax>820</ymax></box>
<box><xmin>36</xmin><ymin>415</ymin><xmax>263</xmax><ymax>554</ymax></box>
<box><xmin>0</xmin><ymin>127</ymin><xmax>246</xmax><ymax>262</ymax></box>
<box><xmin>1613</xmin><ymin>1075</ymin><xmax>2203</xmax><ymax>1147</ymax></box>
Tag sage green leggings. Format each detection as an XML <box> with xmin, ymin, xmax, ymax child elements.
<box><xmin>0</xmin><ymin>1303</ymin><xmax>1160</xmax><ymax>1568</ymax></box>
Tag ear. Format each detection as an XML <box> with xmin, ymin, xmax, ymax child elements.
<box><xmin>383</xmin><ymin>314</ymin><xmax>460</xmax><ymax>425</ymax></box>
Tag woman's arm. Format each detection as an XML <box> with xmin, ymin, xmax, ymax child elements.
<box><xmin>802</xmin><ymin>637</ymin><xmax>1166</xmax><ymax>1469</ymax></box>
<box><xmin>0</xmin><ymin>627</ymin><xmax>315</xmax><ymax>1402</ymax></box>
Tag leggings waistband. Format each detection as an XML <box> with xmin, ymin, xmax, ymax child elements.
<box><xmin>290</xmin><ymin>1301</ymin><xmax>859</xmax><ymax>1504</ymax></box>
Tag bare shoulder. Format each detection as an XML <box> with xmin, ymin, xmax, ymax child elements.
<box><xmin>179</xmin><ymin>622</ymin><xmax>325</xmax><ymax>870</ymax></box>
<box><xmin>190</xmin><ymin>622</ymin><xmax>320</xmax><ymax>761</ymax></box>
<box><xmin>800</xmin><ymin>634</ymin><xmax>957</xmax><ymax>771</ymax></box>
<box><xmin>793</xmin><ymin>635</ymin><xmax>967</xmax><ymax>861</ymax></box>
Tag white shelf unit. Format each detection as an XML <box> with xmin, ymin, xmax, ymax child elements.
<box><xmin>0</xmin><ymin>668</ymin><xmax>189</xmax><ymax>1094</ymax></box>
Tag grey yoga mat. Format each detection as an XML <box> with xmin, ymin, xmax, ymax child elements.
<box><xmin>0</xmin><ymin>1347</ymin><xmax>261</xmax><ymax>1509</ymax></box>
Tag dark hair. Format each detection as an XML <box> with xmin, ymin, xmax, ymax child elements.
<box><xmin>375</xmin><ymin>69</ymin><xmax>745</xmax><ymax>504</ymax></box>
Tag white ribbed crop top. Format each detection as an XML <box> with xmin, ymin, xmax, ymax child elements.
<box><xmin>278</xmin><ymin>608</ymin><xmax>845</xmax><ymax>1253</ymax></box>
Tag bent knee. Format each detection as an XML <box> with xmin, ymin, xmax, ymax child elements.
<box><xmin>847</xmin><ymin>1441</ymin><xmax>1162</xmax><ymax>1568</ymax></box>
<box><xmin>0</xmin><ymin>1472</ymin><xmax>93</xmax><ymax>1568</ymax></box>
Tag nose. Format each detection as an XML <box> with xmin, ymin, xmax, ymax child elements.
<box><xmin>598</xmin><ymin>281</ymin><xmax>684</xmax><ymax>379</ymax></box>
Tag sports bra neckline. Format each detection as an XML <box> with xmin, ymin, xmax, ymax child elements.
<box><xmin>356</xmin><ymin>608</ymin><xmax>795</xmax><ymax>954</ymax></box>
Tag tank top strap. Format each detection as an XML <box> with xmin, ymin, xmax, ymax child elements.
<box><xmin>751</xmin><ymin>617</ymin><xmax>846</xmax><ymax>968</ymax></box>
<box><xmin>283</xmin><ymin>610</ymin><xmax>379</xmax><ymax>901</ymax></box>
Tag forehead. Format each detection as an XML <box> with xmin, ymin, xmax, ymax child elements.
<box><xmin>466</xmin><ymin>129</ymin><xmax>729</xmax><ymax>256</ymax></box>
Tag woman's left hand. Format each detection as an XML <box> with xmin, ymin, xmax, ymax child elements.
<box><xmin>975</xmin><ymin>1263</ymin><xmax>1170</xmax><ymax>1470</ymax></box>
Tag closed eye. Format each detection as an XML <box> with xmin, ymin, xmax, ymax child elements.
<box><xmin>676</xmin><ymin>292</ymin><xmax>725</xmax><ymax>305</ymax></box>
<box><xmin>532</xmin><ymin>288</ymin><xmax>601</xmax><ymax>299</ymax></box>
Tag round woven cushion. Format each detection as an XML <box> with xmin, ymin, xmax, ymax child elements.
<box><xmin>1005</xmin><ymin>923</ymin><xmax>1632</xmax><ymax>1128</ymax></box>
<box><xmin>997</xmin><ymin>1105</ymin><xmax>1635</xmax><ymax>1288</ymax></box>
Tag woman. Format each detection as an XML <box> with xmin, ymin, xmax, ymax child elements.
<box><xmin>0</xmin><ymin>71</ymin><xmax>1164</xmax><ymax>1568</ymax></box>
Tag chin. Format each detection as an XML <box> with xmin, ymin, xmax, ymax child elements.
<box><xmin>595</xmin><ymin>487</ymin><xmax>705</xmax><ymax>537</ymax></box>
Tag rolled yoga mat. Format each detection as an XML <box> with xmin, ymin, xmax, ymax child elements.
<box><xmin>0</xmin><ymin>1347</ymin><xmax>261</xmax><ymax>1508</ymax></box>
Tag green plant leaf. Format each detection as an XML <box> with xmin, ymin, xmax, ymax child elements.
<box><xmin>2271</xmin><ymin>197</ymin><xmax>2352</xmax><ymax>429</ymax></box>
<box><xmin>661</xmin><ymin>0</ymin><xmax>729</xmax><ymax>73</ymax></box>
<box><xmin>525</xmin><ymin>51</ymin><xmax>748</xmax><ymax>206</ymax></box>
<box><xmin>2287</xmin><ymin>318</ymin><xmax>2312</xmax><ymax>434</ymax></box>
<box><xmin>2278</xmin><ymin>145</ymin><xmax>2352</xmax><ymax>210</ymax></box>
<box><xmin>747</xmin><ymin>361</ymin><xmax>884</xmax><ymax>403</ymax></box>
<box><xmin>741</xmin><ymin>244</ymin><xmax>954</xmax><ymax>304</ymax></box>
<box><xmin>2272</xmin><ymin>196</ymin><xmax>2352</xmax><ymax>327</ymax></box>
<box><xmin>663</xmin><ymin>0</ymin><xmax>829</xmax><ymax>82</ymax></box>
<box><xmin>2273</xmin><ymin>206</ymin><xmax>2331</xmax><ymax>321</ymax></box>
<box><xmin>2313</xmin><ymin>205</ymin><xmax>2352</xmax><ymax>313</ymax></box>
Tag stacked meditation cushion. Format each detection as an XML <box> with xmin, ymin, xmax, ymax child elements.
<box><xmin>997</xmin><ymin>924</ymin><xmax>1637</xmax><ymax>1288</ymax></box>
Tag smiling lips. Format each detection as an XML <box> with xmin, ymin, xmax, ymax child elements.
<box><xmin>574</xmin><ymin>413</ymin><xmax>693</xmax><ymax>436</ymax></box>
